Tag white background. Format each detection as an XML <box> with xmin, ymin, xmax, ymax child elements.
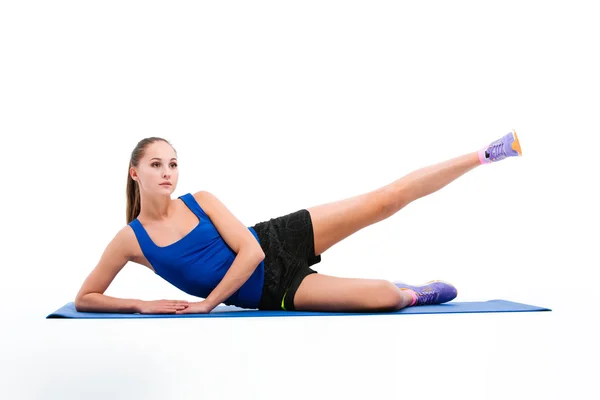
<box><xmin>1</xmin><ymin>1</ymin><xmax>599</xmax><ymax>399</ymax></box>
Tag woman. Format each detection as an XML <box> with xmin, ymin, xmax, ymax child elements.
<box><xmin>75</xmin><ymin>131</ymin><xmax>522</xmax><ymax>314</ymax></box>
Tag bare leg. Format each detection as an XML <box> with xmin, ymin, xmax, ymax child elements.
<box><xmin>382</xmin><ymin>151</ymin><xmax>481</xmax><ymax>208</ymax></box>
<box><xmin>308</xmin><ymin>151</ymin><xmax>482</xmax><ymax>257</ymax></box>
<box><xmin>293</xmin><ymin>273</ymin><xmax>415</xmax><ymax>312</ymax></box>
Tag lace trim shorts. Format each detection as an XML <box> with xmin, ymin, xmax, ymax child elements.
<box><xmin>251</xmin><ymin>209</ymin><xmax>321</xmax><ymax>311</ymax></box>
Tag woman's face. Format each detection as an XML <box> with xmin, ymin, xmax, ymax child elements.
<box><xmin>130</xmin><ymin>141</ymin><xmax>179</xmax><ymax>196</ymax></box>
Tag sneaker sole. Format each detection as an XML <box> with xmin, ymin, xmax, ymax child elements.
<box><xmin>511</xmin><ymin>129</ymin><xmax>522</xmax><ymax>156</ymax></box>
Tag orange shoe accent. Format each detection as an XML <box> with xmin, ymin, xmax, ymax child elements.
<box><xmin>511</xmin><ymin>129</ymin><xmax>522</xmax><ymax>156</ymax></box>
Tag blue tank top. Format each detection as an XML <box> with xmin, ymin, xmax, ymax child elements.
<box><xmin>128</xmin><ymin>193</ymin><xmax>265</xmax><ymax>309</ymax></box>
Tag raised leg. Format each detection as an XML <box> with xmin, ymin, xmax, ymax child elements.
<box><xmin>307</xmin><ymin>151</ymin><xmax>482</xmax><ymax>257</ymax></box>
<box><xmin>293</xmin><ymin>273</ymin><xmax>414</xmax><ymax>312</ymax></box>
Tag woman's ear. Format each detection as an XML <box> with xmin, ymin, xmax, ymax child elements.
<box><xmin>130</xmin><ymin>167</ymin><xmax>138</xmax><ymax>181</ymax></box>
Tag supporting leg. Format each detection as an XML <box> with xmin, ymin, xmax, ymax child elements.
<box><xmin>293</xmin><ymin>273</ymin><xmax>415</xmax><ymax>312</ymax></box>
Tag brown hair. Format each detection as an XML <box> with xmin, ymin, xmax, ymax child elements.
<box><xmin>126</xmin><ymin>137</ymin><xmax>176</xmax><ymax>224</ymax></box>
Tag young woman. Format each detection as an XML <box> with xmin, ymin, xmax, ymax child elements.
<box><xmin>75</xmin><ymin>131</ymin><xmax>522</xmax><ymax>314</ymax></box>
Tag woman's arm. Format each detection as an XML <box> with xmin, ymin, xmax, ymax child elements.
<box><xmin>203</xmin><ymin>247</ymin><xmax>265</xmax><ymax>309</ymax></box>
<box><xmin>74</xmin><ymin>226</ymin><xmax>137</xmax><ymax>312</ymax></box>
<box><xmin>191</xmin><ymin>191</ymin><xmax>265</xmax><ymax>310</ymax></box>
<box><xmin>75</xmin><ymin>292</ymin><xmax>142</xmax><ymax>313</ymax></box>
<box><xmin>74</xmin><ymin>226</ymin><xmax>189</xmax><ymax>314</ymax></box>
<box><xmin>77</xmin><ymin>292</ymin><xmax>188</xmax><ymax>314</ymax></box>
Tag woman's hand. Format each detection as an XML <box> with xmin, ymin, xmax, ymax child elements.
<box><xmin>137</xmin><ymin>299</ymin><xmax>189</xmax><ymax>314</ymax></box>
<box><xmin>175</xmin><ymin>300</ymin><xmax>215</xmax><ymax>314</ymax></box>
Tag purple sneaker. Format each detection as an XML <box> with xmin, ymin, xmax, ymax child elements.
<box><xmin>394</xmin><ymin>280</ymin><xmax>458</xmax><ymax>306</ymax></box>
<box><xmin>479</xmin><ymin>129</ymin><xmax>523</xmax><ymax>164</ymax></box>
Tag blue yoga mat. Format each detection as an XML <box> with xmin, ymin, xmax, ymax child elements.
<box><xmin>47</xmin><ymin>299</ymin><xmax>550</xmax><ymax>319</ymax></box>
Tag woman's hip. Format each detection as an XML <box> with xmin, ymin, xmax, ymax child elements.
<box><xmin>251</xmin><ymin>209</ymin><xmax>322</xmax><ymax>310</ymax></box>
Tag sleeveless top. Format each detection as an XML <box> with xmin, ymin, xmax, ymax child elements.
<box><xmin>128</xmin><ymin>193</ymin><xmax>265</xmax><ymax>309</ymax></box>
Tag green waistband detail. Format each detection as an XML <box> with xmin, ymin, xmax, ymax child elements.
<box><xmin>281</xmin><ymin>290</ymin><xmax>288</xmax><ymax>311</ymax></box>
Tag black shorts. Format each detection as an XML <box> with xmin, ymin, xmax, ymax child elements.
<box><xmin>251</xmin><ymin>209</ymin><xmax>321</xmax><ymax>311</ymax></box>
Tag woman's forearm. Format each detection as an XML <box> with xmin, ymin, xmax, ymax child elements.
<box><xmin>204</xmin><ymin>248</ymin><xmax>265</xmax><ymax>308</ymax></box>
<box><xmin>75</xmin><ymin>292</ymin><xmax>141</xmax><ymax>313</ymax></box>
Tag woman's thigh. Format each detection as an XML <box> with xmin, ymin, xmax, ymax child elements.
<box><xmin>293</xmin><ymin>273</ymin><xmax>404</xmax><ymax>312</ymax></box>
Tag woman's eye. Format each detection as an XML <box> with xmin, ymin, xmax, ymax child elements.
<box><xmin>151</xmin><ymin>163</ymin><xmax>177</xmax><ymax>167</ymax></box>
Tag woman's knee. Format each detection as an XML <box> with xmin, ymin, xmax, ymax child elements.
<box><xmin>370</xmin><ymin>280</ymin><xmax>404</xmax><ymax>310</ymax></box>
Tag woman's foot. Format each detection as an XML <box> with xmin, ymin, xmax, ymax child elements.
<box><xmin>478</xmin><ymin>130</ymin><xmax>522</xmax><ymax>164</ymax></box>
<box><xmin>394</xmin><ymin>280</ymin><xmax>458</xmax><ymax>306</ymax></box>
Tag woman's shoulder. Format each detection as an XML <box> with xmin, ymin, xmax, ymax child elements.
<box><xmin>191</xmin><ymin>190</ymin><xmax>209</xmax><ymax>202</ymax></box>
<box><xmin>113</xmin><ymin>224</ymin><xmax>142</xmax><ymax>259</ymax></box>
<box><xmin>190</xmin><ymin>190</ymin><xmax>221</xmax><ymax>210</ymax></box>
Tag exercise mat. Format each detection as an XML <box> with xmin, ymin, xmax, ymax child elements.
<box><xmin>47</xmin><ymin>299</ymin><xmax>550</xmax><ymax>319</ymax></box>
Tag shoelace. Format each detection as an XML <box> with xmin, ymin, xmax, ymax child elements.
<box><xmin>487</xmin><ymin>139</ymin><xmax>506</xmax><ymax>160</ymax></box>
<box><xmin>416</xmin><ymin>287</ymin><xmax>439</xmax><ymax>305</ymax></box>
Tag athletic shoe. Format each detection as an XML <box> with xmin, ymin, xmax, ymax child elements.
<box><xmin>394</xmin><ymin>280</ymin><xmax>458</xmax><ymax>305</ymax></box>
<box><xmin>479</xmin><ymin>129</ymin><xmax>522</xmax><ymax>164</ymax></box>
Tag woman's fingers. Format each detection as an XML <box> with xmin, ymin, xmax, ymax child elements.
<box><xmin>148</xmin><ymin>300</ymin><xmax>189</xmax><ymax>313</ymax></box>
<box><xmin>167</xmin><ymin>301</ymin><xmax>188</xmax><ymax>312</ymax></box>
